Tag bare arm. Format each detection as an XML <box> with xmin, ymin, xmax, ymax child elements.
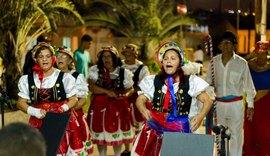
<box><xmin>190</xmin><ymin>92</ymin><xmax>213</xmax><ymax>132</ymax></box>
<box><xmin>66</xmin><ymin>95</ymin><xmax>78</xmax><ymax>109</ymax></box>
<box><xmin>17</xmin><ymin>97</ymin><xmax>30</xmax><ymax>113</ymax></box>
<box><xmin>136</xmin><ymin>94</ymin><xmax>151</xmax><ymax>120</ymax></box>
<box><xmin>124</xmin><ymin>87</ymin><xmax>134</xmax><ymax>98</ymax></box>
<box><xmin>88</xmin><ymin>79</ymin><xmax>117</xmax><ymax>98</ymax></box>
<box><xmin>73</xmin><ymin>98</ymin><xmax>86</xmax><ymax>110</ymax></box>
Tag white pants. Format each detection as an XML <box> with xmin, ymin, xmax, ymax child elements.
<box><xmin>216</xmin><ymin>100</ymin><xmax>244</xmax><ymax>156</ymax></box>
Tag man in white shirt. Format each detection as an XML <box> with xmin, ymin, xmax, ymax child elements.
<box><xmin>206</xmin><ymin>31</ymin><xmax>256</xmax><ymax>156</ymax></box>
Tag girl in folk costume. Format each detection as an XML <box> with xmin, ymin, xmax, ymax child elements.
<box><xmin>56</xmin><ymin>47</ymin><xmax>93</xmax><ymax>155</ymax></box>
<box><xmin>17</xmin><ymin>42</ymin><xmax>79</xmax><ymax>155</ymax></box>
<box><xmin>243</xmin><ymin>41</ymin><xmax>270</xmax><ymax>155</ymax></box>
<box><xmin>87</xmin><ymin>46</ymin><xmax>134</xmax><ymax>156</ymax></box>
<box><xmin>131</xmin><ymin>41</ymin><xmax>214</xmax><ymax>156</ymax></box>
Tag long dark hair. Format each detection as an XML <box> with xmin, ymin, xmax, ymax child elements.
<box><xmin>158</xmin><ymin>49</ymin><xmax>185</xmax><ymax>85</ymax></box>
<box><xmin>23</xmin><ymin>50</ymin><xmax>36</xmax><ymax>75</ymax></box>
<box><xmin>97</xmin><ymin>50</ymin><xmax>122</xmax><ymax>70</ymax></box>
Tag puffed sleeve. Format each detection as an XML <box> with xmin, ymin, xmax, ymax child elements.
<box><xmin>182</xmin><ymin>61</ymin><xmax>202</xmax><ymax>75</ymax></box>
<box><xmin>18</xmin><ymin>75</ymin><xmax>30</xmax><ymax>100</ymax></box>
<box><xmin>123</xmin><ymin>68</ymin><xmax>134</xmax><ymax>89</ymax></box>
<box><xmin>76</xmin><ymin>74</ymin><xmax>89</xmax><ymax>98</ymax></box>
<box><xmin>138</xmin><ymin>75</ymin><xmax>155</xmax><ymax>100</ymax></box>
<box><xmin>62</xmin><ymin>73</ymin><xmax>78</xmax><ymax>98</ymax></box>
<box><xmin>88</xmin><ymin>65</ymin><xmax>99</xmax><ymax>81</ymax></box>
<box><xmin>188</xmin><ymin>75</ymin><xmax>215</xmax><ymax>117</ymax></box>
<box><xmin>188</xmin><ymin>75</ymin><xmax>210</xmax><ymax>97</ymax></box>
<box><xmin>138</xmin><ymin>66</ymin><xmax>150</xmax><ymax>83</ymax></box>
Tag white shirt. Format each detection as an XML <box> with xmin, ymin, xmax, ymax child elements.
<box><xmin>70</xmin><ymin>70</ymin><xmax>89</xmax><ymax>98</ymax></box>
<box><xmin>138</xmin><ymin>75</ymin><xmax>211</xmax><ymax>117</ymax></box>
<box><xmin>121</xmin><ymin>60</ymin><xmax>150</xmax><ymax>84</ymax></box>
<box><xmin>18</xmin><ymin>69</ymin><xmax>78</xmax><ymax>100</ymax></box>
<box><xmin>88</xmin><ymin>65</ymin><xmax>134</xmax><ymax>89</ymax></box>
<box><xmin>206</xmin><ymin>53</ymin><xmax>256</xmax><ymax>108</ymax></box>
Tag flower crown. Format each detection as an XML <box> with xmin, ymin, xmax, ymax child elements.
<box><xmin>32</xmin><ymin>42</ymin><xmax>55</xmax><ymax>58</ymax></box>
<box><xmin>56</xmin><ymin>46</ymin><xmax>73</xmax><ymax>59</ymax></box>
<box><xmin>97</xmin><ymin>46</ymin><xmax>119</xmax><ymax>57</ymax></box>
<box><xmin>122</xmin><ymin>44</ymin><xmax>139</xmax><ymax>57</ymax></box>
<box><xmin>157</xmin><ymin>41</ymin><xmax>185</xmax><ymax>66</ymax></box>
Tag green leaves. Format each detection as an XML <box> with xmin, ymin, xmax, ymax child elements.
<box><xmin>84</xmin><ymin>0</ymin><xmax>196</xmax><ymax>59</ymax></box>
<box><xmin>0</xmin><ymin>0</ymin><xmax>84</xmax><ymax>99</ymax></box>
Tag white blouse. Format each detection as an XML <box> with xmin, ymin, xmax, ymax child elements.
<box><xmin>138</xmin><ymin>75</ymin><xmax>213</xmax><ymax>117</ymax></box>
<box><xmin>88</xmin><ymin>65</ymin><xmax>134</xmax><ymax>89</ymax></box>
<box><xmin>70</xmin><ymin>70</ymin><xmax>89</xmax><ymax>98</ymax></box>
<box><xmin>121</xmin><ymin>60</ymin><xmax>150</xmax><ymax>84</ymax></box>
<box><xmin>18</xmin><ymin>69</ymin><xmax>78</xmax><ymax>100</ymax></box>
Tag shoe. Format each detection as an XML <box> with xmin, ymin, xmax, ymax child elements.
<box><xmin>121</xmin><ymin>150</ymin><xmax>131</xmax><ymax>156</ymax></box>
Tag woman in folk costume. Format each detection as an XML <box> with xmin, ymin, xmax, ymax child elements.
<box><xmin>17</xmin><ymin>42</ymin><xmax>79</xmax><ymax>155</ymax></box>
<box><xmin>87</xmin><ymin>46</ymin><xmax>134</xmax><ymax>156</ymax></box>
<box><xmin>243</xmin><ymin>41</ymin><xmax>270</xmax><ymax>155</ymax></box>
<box><xmin>131</xmin><ymin>41</ymin><xmax>214</xmax><ymax>156</ymax></box>
<box><xmin>121</xmin><ymin>44</ymin><xmax>150</xmax><ymax>131</ymax></box>
<box><xmin>55</xmin><ymin>47</ymin><xmax>93</xmax><ymax>155</ymax></box>
<box><xmin>121</xmin><ymin>43</ymin><xmax>150</xmax><ymax>156</ymax></box>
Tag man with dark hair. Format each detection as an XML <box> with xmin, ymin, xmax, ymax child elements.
<box><xmin>206</xmin><ymin>31</ymin><xmax>256</xmax><ymax>156</ymax></box>
<box><xmin>0</xmin><ymin>122</ymin><xmax>46</xmax><ymax>156</ymax></box>
<box><xmin>74</xmin><ymin>34</ymin><xmax>93</xmax><ymax>78</ymax></box>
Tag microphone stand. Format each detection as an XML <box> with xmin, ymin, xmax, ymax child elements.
<box><xmin>0</xmin><ymin>87</ymin><xmax>12</xmax><ymax>127</ymax></box>
<box><xmin>0</xmin><ymin>100</ymin><xmax>4</xmax><ymax>127</ymax></box>
<box><xmin>220</xmin><ymin>128</ymin><xmax>231</xmax><ymax>156</ymax></box>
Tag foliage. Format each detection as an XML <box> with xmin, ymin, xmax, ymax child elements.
<box><xmin>0</xmin><ymin>0</ymin><xmax>84</xmax><ymax>99</ymax></box>
<box><xmin>84</xmin><ymin>0</ymin><xmax>196</xmax><ymax>59</ymax></box>
<box><xmin>146</xmin><ymin>60</ymin><xmax>161</xmax><ymax>74</ymax></box>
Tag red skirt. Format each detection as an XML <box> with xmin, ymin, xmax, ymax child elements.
<box><xmin>73</xmin><ymin>109</ymin><xmax>93</xmax><ymax>154</ymax></box>
<box><xmin>28</xmin><ymin>101</ymin><xmax>84</xmax><ymax>155</ymax></box>
<box><xmin>134</xmin><ymin>125</ymin><xmax>163</xmax><ymax>156</ymax></box>
<box><xmin>243</xmin><ymin>92</ymin><xmax>270</xmax><ymax>155</ymax></box>
<box><xmin>87</xmin><ymin>94</ymin><xmax>134</xmax><ymax>145</ymax></box>
<box><xmin>128</xmin><ymin>94</ymin><xmax>145</xmax><ymax>125</ymax></box>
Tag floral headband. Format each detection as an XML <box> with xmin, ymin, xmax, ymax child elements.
<box><xmin>255</xmin><ymin>41</ymin><xmax>270</xmax><ymax>53</ymax></box>
<box><xmin>157</xmin><ymin>41</ymin><xmax>185</xmax><ymax>66</ymax></box>
<box><xmin>121</xmin><ymin>44</ymin><xmax>139</xmax><ymax>57</ymax></box>
<box><xmin>56</xmin><ymin>46</ymin><xmax>73</xmax><ymax>59</ymax></box>
<box><xmin>97</xmin><ymin>46</ymin><xmax>119</xmax><ymax>58</ymax></box>
<box><xmin>32</xmin><ymin>42</ymin><xmax>55</xmax><ymax>59</ymax></box>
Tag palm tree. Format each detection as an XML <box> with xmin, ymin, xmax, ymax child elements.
<box><xmin>84</xmin><ymin>0</ymin><xmax>196</xmax><ymax>59</ymax></box>
<box><xmin>0</xmin><ymin>0</ymin><xmax>84</xmax><ymax>99</ymax></box>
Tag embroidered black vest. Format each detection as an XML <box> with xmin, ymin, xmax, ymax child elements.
<box><xmin>95</xmin><ymin>68</ymin><xmax>125</xmax><ymax>91</ymax></box>
<box><xmin>133</xmin><ymin>64</ymin><xmax>144</xmax><ymax>88</ymax></box>
<box><xmin>71</xmin><ymin>71</ymin><xmax>80</xmax><ymax>80</ymax></box>
<box><xmin>28</xmin><ymin>72</ymin><xmax>67</xmax><ymax>104</ymax></box>
<box><xmin>152</xmin><ymin>75</ymin><xmax>192</xmax><ymax>115</ymax></box>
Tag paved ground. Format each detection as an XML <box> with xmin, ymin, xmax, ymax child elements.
<box><xmin>1</xmin><ymin>110</ymin><xmax>210</xmax><ymax>156</ymax></box>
